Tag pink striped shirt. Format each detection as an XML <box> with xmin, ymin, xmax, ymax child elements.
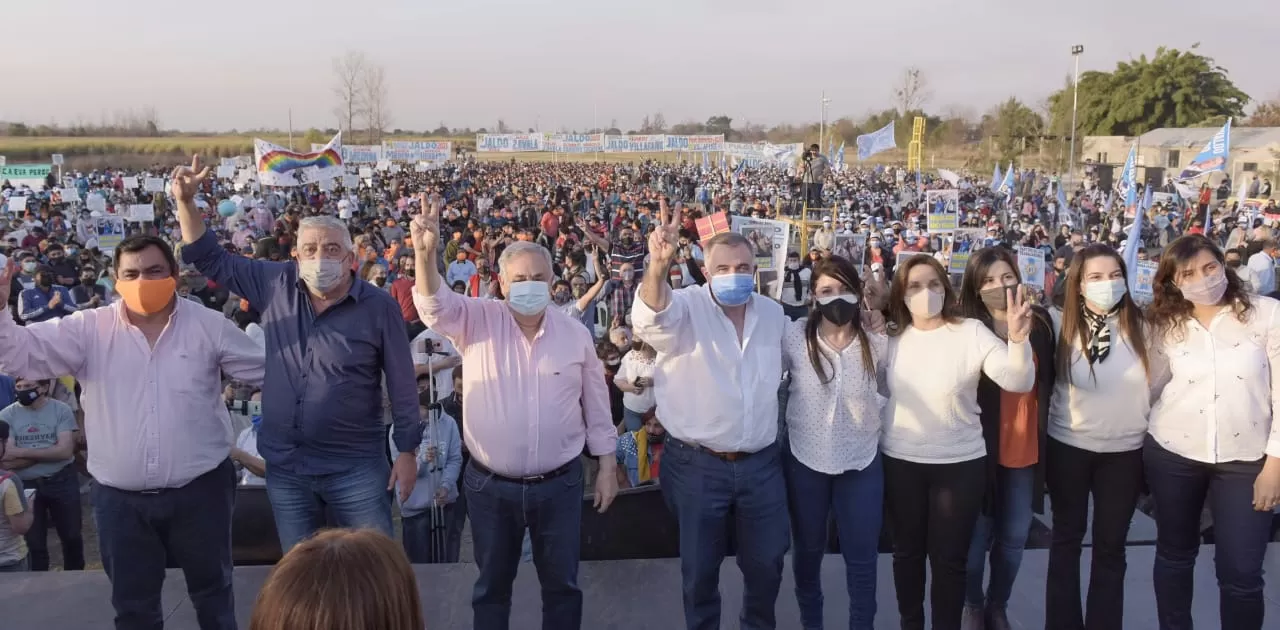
<box><xmin>413</xmin><ymin>286</ymin><xmax>615</xmax><ymax>477</ymax></box>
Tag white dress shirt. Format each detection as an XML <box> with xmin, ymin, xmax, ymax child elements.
<box><xmin>631</xmin><ymin>284</ymin><xmax>785</xmax><ymax>453</ymax></box>
<box><xmin>782</xmin><ymin>318</ymin><xmax>887</xmax><ymax>474</ymax></box>
<box><xmin>235</xmin><ymin>427</ymin><xmax>266</xmax><ymax>486</ymax></box>
<box><xmin>0</xmin><ymin>299</ymin><xmax>265</xmax><ymax>491</ymax></box>
<box><xmin>1148</xmin><ymin>296</ymin><xmax>1280</xmax><ymax>463</ymax></box>
<box><xmin>616</xmin><ymin>350</ymin><xmax>656</xmax><ymax>413</ymax></box>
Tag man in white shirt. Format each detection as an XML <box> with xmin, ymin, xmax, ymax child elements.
<box><xmin>1245</xmin><ymin>239</ymin><xmax>1277</xmax><ymax>295</ymax></box>
<box><xmin>632</xmin><ymin>201</ymin><xmax>788</xmax><ymax>630</ymax></box>
<box><xmin>445</xmin><ymin>252</ymin><xmax>478</xmax><ymax>288</ymax></box>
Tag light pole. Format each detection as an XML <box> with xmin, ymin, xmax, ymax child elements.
<box><xmin>820</xmin><ymin>91</ymin><xmax>831</xmax><ymax>153</ymax></box>
<box><xmin>1066</xmin><ymin>45</ymin><xmax>1084</xmax><ymax>195</ymax></box>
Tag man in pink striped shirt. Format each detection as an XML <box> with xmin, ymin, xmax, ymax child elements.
<box><xmin>409</xmin><ymin>193</ymin><xmax>617</xmax><ymax>630</ymax></box>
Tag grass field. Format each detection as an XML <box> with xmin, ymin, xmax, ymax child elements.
<box><xmin>0</xmin><ymin>135</ymin><xmax>1016</xmax><ymax>172</ymax></box>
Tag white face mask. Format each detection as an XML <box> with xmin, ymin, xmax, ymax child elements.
<box><xmin>905</xmin><ymin>287</ymin><xmax>944</xmax><ymax>319</ymax></box>
<box><xmin>506</xmin><ymin>280</ymin><xmax>551</xmax><ymax>316</ymax></box>
<box><xmin>298</xmin><ymin>258</ymin><xmax>347</xmax><ymax>294</ymax></box>
<box><xmin>1082</xmin><ymin>278</ymin><xmax>1127</xmax><ymax>312</ymax></box>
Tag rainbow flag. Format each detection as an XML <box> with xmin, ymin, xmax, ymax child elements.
<box><xmin>254</xmin><ymin>133</ymin><xmax>344</xmax><ymax>187</ymax></box>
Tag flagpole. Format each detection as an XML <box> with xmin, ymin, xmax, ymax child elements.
<box><xmin>1066</xmin><ymin>45</ymin><xmax>1084</xmax><ymax>195</ymax></box>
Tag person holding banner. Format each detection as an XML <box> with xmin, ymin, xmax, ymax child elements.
<box><xmin>632</xmin><ymin>200</ymin><xmax>788</xmax><ymax>630</ymax></box>
<box><xmin>1143</xmin><ymin>235</ymin><xmax>1280</xmax><ymax>630</ymax></box>
<box><xmin>880</xmin><ymin>255</ymin><xmax>1035</xmax><ymax>630</ymax></box>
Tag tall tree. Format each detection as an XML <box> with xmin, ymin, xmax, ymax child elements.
<box><xmin>362</xmin><ymin>63</ymin><xmax>390</xmax><ymax>144</ymax></box>
<box><xmin>1047</xmin><ymin>45</ymin><xmax>1250</xmax><ymax>137</ymax></box>
<box><xmin>893</xmin><ymin>67</ymin><xmax>932</xmax><ymax>115</ymax></box>
<box><xmin>705</xmin><ymin>115</ymin><xmax>733</xmax><ymax>138</ymax></box>
<box><xmin>332</xmin><ymin>51</ymin><xmax>368</xmax><ymax>136</ymax></box>
<box><xmin>981</xmin><ymin>97</ymin><xmax>1044</xmax><ymax>163</ymax></box>
<box><xmin>651</xmin><ymin>112</ymin><xmax>667</xmax><ymax>133</ymax></box>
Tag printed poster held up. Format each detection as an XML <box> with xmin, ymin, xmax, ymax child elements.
<box><xmin>1132</xmin><ymin>260</ymin><xmax>1158</xmax><ymax>305</ymax></box>
<box><xmin>144</xmin><ymin>178</ymin><xmax>166</xmax><ymax>193</ymax></box>
<box><xmin>926</xmin><ymin>189</ymin><xmax>959</xmax><ymax>232</ymax></box>
<box><xmin>1017</xmin><ymin>247</ymin><xmax>1047</xmax><ymax>293</ymax></box>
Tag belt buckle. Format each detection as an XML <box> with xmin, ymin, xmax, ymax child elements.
<box><xmin>522</xmin><ymin>473</ymin><xmax>547</xmax><ymax>483</ymax></box>
<box><xmin>139</xmin><ymin>489</ymin><xmax>162</xmax><ymax>495</ymax></box>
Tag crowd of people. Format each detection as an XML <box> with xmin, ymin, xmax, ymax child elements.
<box><xmin>0</xmin><ymin>147</ymin><xmax>1278</xmax><ymax>630</ymax></box>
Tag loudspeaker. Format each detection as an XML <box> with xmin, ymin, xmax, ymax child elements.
<box><xmin>1095</xmin><ymin>166</ymin><xmax>1115</xmax><ymax>192</ymax></box>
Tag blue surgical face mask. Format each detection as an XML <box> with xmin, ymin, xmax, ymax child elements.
<box><xmin>507</xmin><ymin>280</ymin><xmax>551</xmax><ymax>315</ymax></box>
<box><xmin>250</xmin><ymin>415</ymin><xmax>262</xmax><ymax>431</ymax></box>
<box><xmin>709</xmin><ymin>273</ymin><xmax>755</xmax><ymax>306</ymax></box>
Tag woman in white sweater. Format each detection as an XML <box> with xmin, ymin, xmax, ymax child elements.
<box><xmin>881</xmin><ymin>255</ymin><xmax>1035</xmax><ymax>630</ymax></box>
<box><xmin>1043</xmin><ymin>244</ymin><xmax>1152</xmax><ymax>630</ymax></box>
<box><xmin>1143</xmin><ymin>235</ymin><xmax>1280</xmax><ymax>630</ymax></box>
<box><xmin>781</xmin><ymin>255</ymin><xmax>887</xmax><ymax>630</ymax></box>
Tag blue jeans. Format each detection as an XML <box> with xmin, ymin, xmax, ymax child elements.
<box><xmin>1144</xmin><ymin>436</ymin><xmax>1273</xmax><ymax>630</ymax></box>
<box><xmin>93</xmin><ymin>459</ymin><xmax>237</xmax><ymax>630</ymax></box>
<box><xmin>0</xmin><ymin>555</ymin><xmax>29</xmax><ymax>572</ymax></box>
<box><xmin>784</xmin><ymin>449</ymin><xmax>883</xmax><ymax>630</ymax></box>
<box><xmin>965</xmin><ymin>465</ymin><xmax>1035</xmax><ymax>609</ymax></box>
<box><xmin>402</xmin><ymin>505</ymin><xmax>460</xmax><ymax>563</ymax></box>
<box><xmin>661</xmin><ymin>438</ymin><xmax>790</xmax><ymax>630</ymax></box>
<box><xmin>464</xmin><ymin>458</ymin><xmax>584</xmax><ymax>630</ymax></box>
<box><xmin>23</xmin><ymin>465</ymin><xmax>85</xmax><ymax>571</ymax></box>
<box><xmin>265</xmin><ymin>457</ymin><xmax>393</xmax><ymax>552</ymax></box>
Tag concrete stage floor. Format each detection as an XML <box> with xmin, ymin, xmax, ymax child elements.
<box><xmin>4</xmin><ymin>546</ymin><xmax>1279</xmax><ymax>629</ymax></box>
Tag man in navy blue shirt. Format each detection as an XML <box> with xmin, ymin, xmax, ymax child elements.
<box><xmin>173</xmin><ymin>156</ymin><xmax>421</xmax><ymax>551</ymax></box>
<box><xmin>18</xmin><ymin>267</ymin><xmax>77</xmax><ymax>324</ymax></box>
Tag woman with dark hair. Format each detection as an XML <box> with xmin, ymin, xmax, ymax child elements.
<box><xmin>881</xmin><ymin>254</ymin><xmax>1035</xmax><ymax>630</ymax></box>
<box><xmin>781</xmin><ymin>255</ymin><xmax>887</xmax><ymax>630</ymax></box>
<box><xmin>956</xmin><ymin>247</ymin><xmax>1056</xmax><ymax>630</ymax></box>
<box><xmin>1143</xmin><ymin>234</ymin><xmax>1280</xmax><ymax>630</ymax></box>
<box><xmin>1043</xmin><ymin>244</ymin><xmax>1151</xmax><ymax>630</ymax></box>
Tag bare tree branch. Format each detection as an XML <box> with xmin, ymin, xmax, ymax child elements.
<box><xmin>332</xmin><ymin>51</ymin><xmax>367</xmax><ymax>137</ymax></box>
<box><xmin>893</xmin><ymin>66</ymin><xmax>932</xmax><ymax>114</ymax></box>
<box><xmin>361</xmin><ymin>62</ymin><xmax>390</xmax><ymax>144</ymax></box>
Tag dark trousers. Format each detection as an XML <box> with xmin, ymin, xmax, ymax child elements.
<box><xmin>662</xmin><ymin>439</ymin><xmax>790</xmax><ymax>630</ymax></box>
<box><xmin>464</xmin><ymin>458</ymin><xmax>584</xmax><ymax>630</ymax></box>
<box><xmin>93</xmin><ymin>459</ymin><xmax>237</xmax><ymax>630</ymax></box>
<box><xmin>784</xmin><ymin>449</ymin><xmax>883</xmax><ymax>630</ymax></box>
<box><xmin>23</xmin><ymin>465</ymin><xmax>84</xmax><ymax>571</ymax></box>
<box><xmin>805</xmin><ymin>183</ymin><xmax>824</xmax><ymax>208</ymax></box>
<box><xmin>883</xmin><ymin>455</ymin><xmax>986</xmax><ymax>630</ymax></box>
<box><xmin>1045</xmin><ymin>438</ymin><xmax>1144</xmax><ymax>630</ymax></box>
<box><xmin>402</xmin><ymin>504</ymin><xmax>461</xmax><ymax>564</ymax></box>
<box><xmin>1144</xmin><ymin>436</ymin><xmax>1273</xmax><ymax>630</ymax></box>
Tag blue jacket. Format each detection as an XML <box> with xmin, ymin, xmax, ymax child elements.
<box><xmin>17</xmin><ymin>286</ymin><xmax>77</xmax><ymax>323</ymax></box>
<box><xmin>390</xmin><ymin>415</ymin><xmax>462</xmax><ymax>519</ymax></box>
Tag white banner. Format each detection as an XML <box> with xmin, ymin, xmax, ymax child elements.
<box><xmin>256</xmin><ymin>133</ymin><xmax>345</xmax><ymax>187</ymax></box>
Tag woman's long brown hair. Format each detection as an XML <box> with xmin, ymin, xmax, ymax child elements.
<box><xmin>249</xmin><ymin>529</ymin><xmax>425</xmax><ymax>630</ymax></box>
<box><xmin>1146</xmin><ymin>234</ymin><xmax>1252</xmax><ymax>341</ymax></box>
<box><xmin>885</xmin><ymin>254</ymin><xmax>964</xmax><ymax>336</ymax></box>
<box><xmin>1057</xmin><ymin>244</ymin><xmax>1150</xmax><ymax>385</ymax></box>
<box><xmin>804</xmin><ymin>255</ymin><xmax>874</xmax><ymax>383</ymax></box>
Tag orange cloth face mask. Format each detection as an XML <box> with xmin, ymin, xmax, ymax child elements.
<box><xmin>116</xmin><ymin>277</ymin><xmax>177</xmax><ymax>315</ymax></box>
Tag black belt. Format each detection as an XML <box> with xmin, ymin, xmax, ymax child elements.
<box><xmin>471</xmin><ymin>459</ymin><xmax>573</xmax><ymax>484</ymax></box>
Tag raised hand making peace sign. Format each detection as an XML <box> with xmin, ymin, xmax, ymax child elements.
<box><xmin>170</xmin><ymin>155</ymin><xmax>211</xmax><ymax>203</ymax></box>
<box><xmin>410</xmin><ymin>192</ymin><xmax>445</xmax><ymax>255</ymax></box>
<box><xmin>648</xmin><ymin>198</ymin><xmax>682</xmax><ymax>271</ymax></box>
<box><xmin>1005</xmin><ymin>284</ymin><xmax>1034</xmax><ymax>343</ymax></box>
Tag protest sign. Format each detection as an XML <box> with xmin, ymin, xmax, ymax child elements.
<box><xmin>127</xmin><ymin>204</ymin><xmax>155</xmax><ymax>223</ymax></box>
<box><xmin>926</xmin><ymin>189</ymin><xmax>959</xmax><ymax>232</ymax></box>
<box><xmin>216</xmin><ymin>165</ymin><xmax>236</xmax><ymax>179</ymax></box>
<box><xmin>1133</xmin><ymin>260</ymin><xmax>1158</xmax><ymax>305</ymax></box>
<box><xmin>51</xmin><ymin>154</ymin><xmax>64</xmax><ymax>166</ymax></box>
<box><xmin>86</xmin><ymin>193</ymin><xmax>107</xmax><ymax>213</ymax></box>
<box><xmin>7</xmin><ymin>197</ymin><xmax>27</xmax><ymax>213</ymax></box>
<box><xmin>831</xmin><ymin>233</ymin><xmax>868</xmax><ymax>274</ymax></box>
<box><xmin>1017</xmin><ymin>247</ymin><xmax>1047</xmax><ymax>292</ymax></box>
<box><xmin>359</xmin><ymin>167</ymin><xmax>374</xmax><ymax>178</ymax></box>
<box><xmin>949</xmin><ymin>228</ymin><xmax>984</xmax><ymax>274</ymax></box>
<box><xmin>694</xmin><ymin>211</ymin><xmax>730</xmax><ymax>242</ymax></box>
<box><xmin>342</xmin><ymin>174</ymin><xmax>359</xmax><ymax>188</ymax></box>
<box><xmin>144</xmin><ymin>177</ymin><xmax>165</xmax><ymax>193</ymax></box>
<box><xmin>97</xmin><ymin>216</ymin><xmax>125</xmax><ymax>254</ymax></box>
<box><xmin>255</xmin><ymin>134</ymin><xmax>344</xmax><ymax>187</ymax></box>
<box><xmin>121</xmin><ymin>176</ymin><xmax>138</xmax><ymax>189</ymax></box>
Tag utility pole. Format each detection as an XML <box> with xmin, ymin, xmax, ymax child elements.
<box><xmin>819</xmin><ymin>91</ymin><xmax>831</xmax><ymax>152</ymax></box>
<box><xmin>1066</xmin><ymin>45</ymin><xmax>1085</xmax><ymax>195</ymax></box>
<box><xmin>288</xmin><ymin>108</ymin><xmax>294</xmax><ymax>150</ymax></box>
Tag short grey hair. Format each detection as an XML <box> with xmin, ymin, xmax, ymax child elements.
<box><xmin>297</xmin><ymin>215</ymin><xmax>354</xmax><ymax>252</ymax></box>
<box><xmin>497</xmin><ymin>241</ymin><xmax>553</xmax><ymax>282</ymax></box>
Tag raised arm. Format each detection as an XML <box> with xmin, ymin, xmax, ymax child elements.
<box><xmin>409</xmin><ymin>193</ymin><xmax>488</xmax><ymax>344</ymax></box>
<box><xmin>638</xmin><ymin>198</ymin><xmax>680</xmax><ymax>313</ymax></box>
<box><xmin>575</xmin><ymin>255</ymin><xmax>609</xmax><ymax>313</ymax></box>
<box><xmin>172</xmin><ymin>155</ymin><xmax>284</xmax><ymax>306</ymax></box>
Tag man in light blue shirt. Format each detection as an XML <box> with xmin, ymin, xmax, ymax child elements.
<box><xmin>1246</xmin><ymin>239</ymin><xmax>1277</xmax><ymax>295</ymax></box>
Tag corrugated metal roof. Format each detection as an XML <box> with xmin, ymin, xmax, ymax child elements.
<box><xmin>1137</xmin><ymin>126</ymin><xmax>1280</xmax><ymax>149</ymax></box>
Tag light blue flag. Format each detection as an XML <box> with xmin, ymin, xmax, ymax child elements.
<box><xmin>719</xmin><ymin>152</ymin><xmax>726</xmax><ymax>171</ymax></box>
<box><xmin>991</xmin><ymin>162</ymin><xmax>1003</xmax><ymax>190</ymax></box>
<box><xmin>1141</xmin><ymin>184</ymin><xmax>1154</xmax><ymax>211</ymax></box>
<box><xmin>1056</xmin><ymin>182</ymin><xmax>1068</xmax><ymax>213</ymax></box>
<box><xmin>836</xmin><ymin>142</ymin><xmax>845</xmax><ymax>170</ymax></box>
<box><xmin>997</xmin><ymin>162</ymin><xmax>1016</xmax><ymax>199</ymax></box>
<box><xmin>856</xmin><ymin>121</ymin><xmax>896</xmax><ymax>161</ymax></box>
<box><xmin>701</xmin><ymin>152</ymin><xmax>709</xmax><ymax>171</ymax></box>
<box><xmin>1118</xmin><ymin>143</ymin><xmax>1138</xmax><ymax>200</ymax></box>
<box><xmin>1176</xmin><ymin>119</ymin><xmax>1231</xmax><ymax>181</ymax></box>
<box><xmin>1123</xmin><ymin>195</ymin><xmax>1144</xmax><ymax>289</ymax></box>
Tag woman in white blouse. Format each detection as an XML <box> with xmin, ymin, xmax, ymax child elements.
<box><xmin>614</xmin><ymin>340</ymin><xmax>657</xmax><ymax>432</ymax></box>
<box><xmin>1144</xmin><ymin>234</ymin><xmax>1280</xmax><ymax>630</ymax></box>
<box><xmin>781</xmin><ymin>255</ymin><xmax>887</xmax><ymax>630</ymax></box>
<box><xmin>881</xmin><ymin>255</ymin><xmax>1035</xmax><ymax>630</ymax></box>
<box><xmin>1043</xmin><ymin>245</ymin><xmax>1152</xmax><ymax>630</ymax></box>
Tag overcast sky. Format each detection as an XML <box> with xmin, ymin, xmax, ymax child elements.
<box><xmin>5</xmin><ymin>0</ymin><xmax>1276</xmax><ymax>133</ymax></box>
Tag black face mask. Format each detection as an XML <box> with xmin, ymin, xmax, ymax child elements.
<box><xmin>36</xmin><ymin>275</ymin><xmax>53</xmax><ymax>289</ymax></box>
<box><xmin>1227</xmin><ymin>260</ymin><xmax>1242</xmax><ymax>269</ymax></box>
<box><xmin>17</xmin><ymin>388</ymin><xmax>41</xmax><ymax>406</ymax></box>
<box><xmin>815</xmin><ymin>295</ymin><xmax>860</xmax><ymax>326</ymax></box>
<box><xmin>979</xmin><ymin>283</ymin><xmax>1019</xmax><ymax>312</ymax></box>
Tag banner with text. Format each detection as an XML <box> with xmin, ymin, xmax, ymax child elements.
<box><xmin>313</xmin><ymin>144</ymin><xmax>383</xmax><ymax>164</ymax></box>
<box><xmin>545</xmin><ymin>133</ymin><xmax>605</xmax><ymax>154</ymax></box>
<box><xmin>664</xmin><ymin>135</ymin><xmax>726</xmax><ymax>152</ymax></box>
<box><xmin>603</xmin><ymin>134</ymin><xmax>667</xmax><ymax>153</ymax></box>
<box><xmin>382</xmin><ymin>141</ymin><xmax>452</xmax><ymax>162</ymax></box>
<box><xmin>475</xmin><ymin>133</ymin><xmax>547</xmax><ymax>152</ymax></box>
